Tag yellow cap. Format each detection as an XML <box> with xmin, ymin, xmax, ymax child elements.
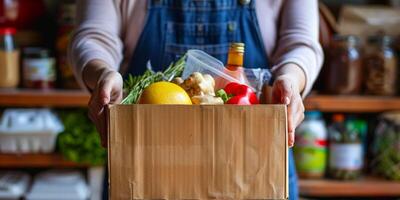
<box><xmin>229</xmin><ymin>42</ymin><xmax>245</xmax><ymax>53</ymax></box>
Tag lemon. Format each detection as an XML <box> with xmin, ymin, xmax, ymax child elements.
<box><xmin>139</xmin><ymin>81</ymin><xmax>192</xmax><ymax>104</ymax></box>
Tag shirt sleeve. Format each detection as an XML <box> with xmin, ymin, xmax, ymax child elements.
<box><xmin>68</xmin><ymin>0</ymin><xmax>124</xmax><ymax>88</ymax></box>
<box><xmin>270</xmin><ymin>0</ymin><xmax>324</xmax><ymax>97</ymax></box>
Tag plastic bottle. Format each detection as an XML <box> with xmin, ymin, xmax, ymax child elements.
<box><xmin>294</xmin><ymin>111</ymin><xmax>328</xmax><ymax>179</ymax></box>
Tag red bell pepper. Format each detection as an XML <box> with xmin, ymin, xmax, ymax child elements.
<box><xmin>224</xmin><ymin>82</ymin><xmax>259</xmax><ymax>105</ymax></box>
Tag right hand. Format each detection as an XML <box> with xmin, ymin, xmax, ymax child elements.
<box><xmin>84</xmin><ymin>61</ymin><xmax>123</xmax><ymax>147</ymax></box>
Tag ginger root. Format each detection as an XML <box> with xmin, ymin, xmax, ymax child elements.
<box><xmin>176</xmin><ymin>72</ymin><xmax>215</xmax><ymax>97</ymax></box>
<box><xmin>191</xmin><ymin>95</ymin><xmax>224</xmax><ymax>105</ymax></box>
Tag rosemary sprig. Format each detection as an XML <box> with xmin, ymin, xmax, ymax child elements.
<box><xmin>121</xmin><ymin>55</ymin><xmax>186</xmax><ymax>104</ymax></box>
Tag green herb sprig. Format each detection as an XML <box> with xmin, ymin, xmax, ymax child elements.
<box><xmin>122</xmin><ymin>55</ymin><xmax>186</xmax><ymax>104</ymax></box>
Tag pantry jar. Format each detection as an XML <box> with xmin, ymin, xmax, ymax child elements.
<box><xmin>329</xmin><ymin>115</ymin><xmax>364</xmax><ymax>180</ymax></box>
<box><xmin>364</xmin><ymin>35</ymin><xmax>398</xmax><ymax>96</ymax></box>
<box><xmin>22</xmin><ymin>48</ymin><xmax>56</xmax><ymax>89</ymax></box>
<box><xmin>325</xmin><ymin>35</ymin><xmax>362</xmax><ymax>95</ymax></box>
<box><xmin>0</xmin><ymin>27</ymin><xmax>19</xmax><ymax>88</ymax></box>
<box><xmin>294</xmin><ymin>111</ymin><xmax>328</xmax><ymax>179</ymax></box>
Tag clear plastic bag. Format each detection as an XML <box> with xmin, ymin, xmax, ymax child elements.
<box><xmin>244</xmin><ymin>68</ymin><xmax>272</xmax><ymax>97</ymax></box>
<box><xmin>183</xmin><ymin>50</ymin><xmax>271</xmax><ymax>95</ymax></box>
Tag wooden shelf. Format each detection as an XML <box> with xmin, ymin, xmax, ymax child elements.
<box><xmin>299</xmin><ymin>177</ymin><xmax>400</xmax><ymax>197</ymax></box>
<box><xmin>0</xmin><ymin>153</ymin><xmax>89</xmax><ymax>168</ymax></box>
<box><xmin>0</xmin><ymin>89</ymin><xmax>400</xmax><ymax>112</ymax></box>
<box><xmin>304</xmin><ymin>95</ymin><xmax>400</xmax><ymax>112</ymax></box>
<box><xmin>0</xmin><ymin>89</ymin><xmax>89</xmax><ymax>107</ymax></box>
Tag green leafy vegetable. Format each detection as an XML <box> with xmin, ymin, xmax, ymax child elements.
<box><xmin>122</xmin><ymin>55</ymin><xmax>186</xmax><ymax>104</ymax></box>
<box><xmin>57</xmin><ymin>110</ymin><xmax>106</xmax><ymax>166</ymax></box>
<box><xmin>216</xmin><ymin>89</ymin><xmax>231</xmax><ymax>103</ymax></box>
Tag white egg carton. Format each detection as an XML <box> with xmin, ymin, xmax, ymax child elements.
<box><xmin>26</xmin><ymin>170</ymin><xmax>90</xmax><ymax>200</ymax></box>
<box><xmin>0</xmin><ymin>171</ymin><xmax>30</xmax><ymax>200</ymax></box>
<box><xmin>0</xmin><ymin>109</ymin><xmax>64</xmax><ymax>153</ymax></box>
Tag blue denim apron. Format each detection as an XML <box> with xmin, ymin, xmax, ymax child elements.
<box><xmin>104</xmin><ymin>0</ymin><xmax>299</xmax><ymax>199</ymax></box>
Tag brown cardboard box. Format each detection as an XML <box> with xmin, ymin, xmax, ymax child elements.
<box><xmin>108</xmin><ymin>105</ymin><xmax>288</xmax><ymax>200</ymax></box>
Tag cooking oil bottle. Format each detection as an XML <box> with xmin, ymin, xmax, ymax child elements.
<box><xmin>225</xmin><ymin>42</ymin><xmax>249</xmax><ymax>85</ymax></box>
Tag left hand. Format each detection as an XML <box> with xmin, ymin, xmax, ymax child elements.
<box><xmin>271</xmin><ymin>74</ymin><xmax>305</xmax><ymax>147</ymax></box>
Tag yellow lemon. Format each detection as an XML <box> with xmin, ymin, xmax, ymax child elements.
<box><xmin>139</xmin><ymin>81</ymin><xmax>192</xmax><ymax>104</ymax></box>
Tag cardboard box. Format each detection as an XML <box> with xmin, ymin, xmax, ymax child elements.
<box><xmin>338</xmin><ymin>6</ymin><xmax>400</xmax><ymax>41</ymax></box>
<box><xmin>108</xmin><ymin>105</ymin><xmax>288</xmax><ymax>200</ymax></box>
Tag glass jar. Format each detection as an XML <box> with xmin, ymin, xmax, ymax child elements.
<box><xmin>364</xmin><ymin>35</ymin><xmax>398</xmax><ymax>96</ymax></box>
<box><xmin>0</xmin><ymin>27</ymin><xmax>19</xmax><ymax>88</ymax></box>
<box><xmin>22</xmin><ymin>47</ymin><xmax>56</xmax><ymax>89</ymax></box>
<box><xmin>329</xmin><ymin>114</ymin><xmax>364</xmax><ymax>180</ymax></box>
<box><xmin>57</xmin><ymin>0</ymin><xmax>80</xmax><ymax>89</ymax></box>
<box><xmin>294</xmin><ymin>111</ymin><xmax>328</xmax><ymax>179</ymax></box>
<box><xmin>372</xmin><ymin>112</ymin><xmax>400</xmax><ymax>181</ymax></box>
<box><xmin>325</xmin><ymin>35</ymin><xmax>362</xmax><ymax>94</ymax></box>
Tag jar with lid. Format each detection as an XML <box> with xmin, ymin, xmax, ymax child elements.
<box><xmin>329</xmin><ymin>114</ymin><xmax>364</xmax><ymax>180</ymax></box>
<box><xmin>0</xmin><ymin>27</ymin><xmax>19</xmax><ymax>88</ymax></box>
<box><xmin>325</xmin><ymin>35</ymin><xmax>362</xmax><ymax>94</ymax></box>
<box><xmin>364</xmin><ymin>35</ymin><xmax>398</xmax><ymax>96</ymax></box>
<box><xmin>293</xmin><ymin>111</ymin><xmax>328</xmax><ymax>179</ymax></box>
<box><xmin>22</xmin><ymin>47</ymin><xmax>56</xmax><ymax>89</ymax></box>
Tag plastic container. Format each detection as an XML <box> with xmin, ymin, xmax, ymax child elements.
<box><xmin>183</xmin><ymin>50</ymin><xmax>242</xmax><ymax>89</ymax></box>
<box><xmin>0</xmin><ymin>109</ymin><xmax>64</xmax><ymax>153</ymax></box>
<box><xmin>0</xmin><ymin>171</ymin><xmax>30</xmax><ymax>200</ymax></box>
<box><xmin>26</xmin><ymin>170</ymin><xmax>90</xmax><ymax>200</ymax></box>
<box><xmin>183</xmin><ymin>50</ymin><xmax>270</xmax><ymax>94</ymax></box>
<box><xmin>293</xmin><ymin>111</ymin><xmax>328</xmax><ymax>179</ymax></box>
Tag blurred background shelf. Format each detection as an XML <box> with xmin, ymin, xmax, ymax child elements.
<box><xmin>0</xmin><ymin>89</ymin><xmax>89</xmax><ymax>107</ymax></box>
<box><xmin>0</xmin><ymin>153</ymin><xmax>89</xmax><ymax>168</ymax></box>
<box><xmin>1</xmin><ymin>89</ymin><xmax>400</xmax><ymax>112</ymax></box>
<box><xmin>304</xmin><ymin>95</ymin><xmax>400</xmax><ymax>112</ymax></box>
<box><xmin>299</xmin><ymin>176</ymin><xmax>400</xmax><ymax>197</ymax></box>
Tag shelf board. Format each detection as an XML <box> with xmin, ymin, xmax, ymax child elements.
<box><xmin>0</xmin><ymin>153</ymin><xmax>89</xmax><ymax>168</ymax></box>
<box><xmin>304</xmin><ymin>95</ymin><xmax>400</xmax><ymax>112</ymax></box>
<box><xmin>299</xmin><ymin>176</ymin><xmax>400</xmax><ymax>197</ymax></box>
<box><xmin>0</xmin><ymin>89</ymin><xmax>89</xmax><ymax>107</ymax></box>
<box><xmin>0</xmin><ymin>89</ymin><xmax>399</xmax><ymax>112</ymax></box>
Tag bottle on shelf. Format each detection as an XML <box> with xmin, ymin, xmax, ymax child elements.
<box><xmin>293</xmin><ymin>111</ymin><xmax>328</xmax><ymax>179</ymax></box>
<box><xmin>0</xmin><ymin>27</ymin><xmax>19</xmax><ymax>88</ymax></box>
<box><xmin>328</xmin><ymin>114</ymin><xmax>364</xmax><ymax>180</ymax></box>
<box><xmin>57</xmin><ymin>0</ymin><xmax>80</xmax><ymax>89</ymax></box>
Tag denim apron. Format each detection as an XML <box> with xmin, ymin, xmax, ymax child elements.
<box><xmin>104</xmin><ymin>0</ymin><xmax>299</xmax><ymax>199</ymax></box>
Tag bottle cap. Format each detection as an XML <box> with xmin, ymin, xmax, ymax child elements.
<box><xmin>0</xmin><ymin>27</ymin><xmax>17</xmax><ymax>35</ymax></box>
<box><xmin>230</xmin><ymin>42</ymin><xmax>245</xmax><ymax>53</ymax></box>
<box><xmin>305</xmin><ymin>111</ymin><xmax>322</xmax><ymax>119</ymax></box>
<box><xmin>332</xmin><ymin>114</ymin><xmax>345</xmax><ymax>122</ymax></box>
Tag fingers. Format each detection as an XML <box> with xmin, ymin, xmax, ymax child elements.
<box><xmin>88</xmin><ymin>71</ymin><xmax>123</xmax><ymax>148</ymax></box>
<box><xmin>287</xmin><ymin>94</ymin><xmax>305</xmax><ymax>147</ymax></box>
<box><xmin>272</xmin><ymin>77</ymin><xmax>293</xmax><ymax>105</ymax></box>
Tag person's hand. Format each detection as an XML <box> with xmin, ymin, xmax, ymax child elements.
<box><xmin>84</xmin><ymin>60</ymin><xmax>123</xmax><ymax>147</ymax></box>
<box><xmin>270</xmin><ymin>63</ymin><xmax>306</xmax><ymax>147</ymax></box>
